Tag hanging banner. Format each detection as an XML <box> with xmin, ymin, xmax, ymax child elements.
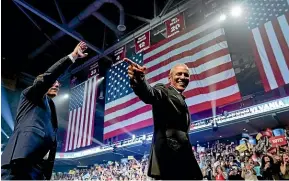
<box><xmin>165</xmin><ymin>13</ymin><xmax>185</xmax><ymax>38</ymax></box>
<box><xmin>88</xmin><ymin>62</ymin><xmax>99</xmax><ymax>78</ymax></box>
<box><xmin>114</xmin><ymin>46</ymin><xmax>126</xmax><ymax>63</ymax></box>
<box><xmin>134</xmin><ymin>31</ymin><xmax>150</xmax><ymax>53</ymax></box>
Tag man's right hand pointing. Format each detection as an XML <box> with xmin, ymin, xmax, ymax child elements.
<box><xmin>123</xmin><ymin>58</ymin><xmax>147</xmax><ymax>81</ymax></box>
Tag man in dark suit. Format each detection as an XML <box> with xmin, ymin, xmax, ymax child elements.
<box><xmin>1</xmin><ymin>42</ymin><xmax>88</xmax><ymax>180</ymax></box>
<box><xmin>124</xmin><ymin>58</ymin><xmax>203</xmax><ymax>180</ymax></box>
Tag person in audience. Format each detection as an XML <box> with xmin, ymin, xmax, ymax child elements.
<box><xmin>1</xmin><ymin>42</ymin><xmax>88</xmax><ymax>180</ymax></box>
<box><xmin>124</xmin><ymin>58</ymin><xmax>203</xmax><ymax>180</ymax></box>
<box><xmin>260</xmin><ymin>154</ymin><xmax>279</xmax><ymax>180</ymax></box>
<box><xmin>241</xmin><ymin>158</ymin><xmax>258</xmax><ymax>180</ymax></box>
<box><xmin>280</xmin><ymin>153</ymin><xmax>289</xmax><ymax>179</ymax></box>
<box><xmin>214</xmin><ymin>165</ymin><xmax>227</xmax><ymax>180</ymax></box>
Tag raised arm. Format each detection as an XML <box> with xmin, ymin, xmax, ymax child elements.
<box><xmin>25</xmin><ymin>42</ymin><xmax>88</xmax><ymax>99</ymax></box>
<box><xmin>124</xmin><ymin>58</ymin><xmax>166</xmax><ymax>104</ymax></box>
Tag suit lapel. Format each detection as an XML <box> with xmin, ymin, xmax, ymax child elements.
<box><xmin>169</xmin><ymin>86</ymin><xmax>190</xmax><ymax>128</ymax></box>
<box><xmin>169</xmin><ymin>86</ymin><xmax>186</xmax><ymax>107</ymax></box>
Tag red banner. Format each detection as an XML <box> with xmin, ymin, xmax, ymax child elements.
<box><xmin>134</xmin><ymin>31</ymin><xmax>150</xmax><ymax>53</ymax></box>
<box><xmin>114</xmin><ymin>46</ymin><xmax>126</xmax><ymax>63</ymax></box>
<box><xmin>269</xmin><ymin>136</ymin><xmax>287</xmax><ymax>147</ymax></box>
<box><xmin>165</xmin><ymin>13</ymin><xmax>185</xmax><ymax>38</ymax></box>
<box><xmin>88</xmin><ymin>62</ymin><xmax>99</xmax><ymax>78</ymax></box>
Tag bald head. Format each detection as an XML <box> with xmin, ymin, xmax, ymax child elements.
<box><xmin>169</xmin><ymin>63</ymin><xmax>190</xmax><ymax>92</ymax></box>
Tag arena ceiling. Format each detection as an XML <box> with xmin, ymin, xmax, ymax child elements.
<box><xmin>2</xmin><ymin>0</ymin><xmax>188</xmax><ymax>77</ymax></box>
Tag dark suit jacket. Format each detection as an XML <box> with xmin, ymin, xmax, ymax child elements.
<box><xmin>1</xmin><ymin>56</ymin><xmax>73</xmax><ymax>179</ymax></box>
<box><xmin>131</xmin><ymin>79</ymin><xmax>203</xmax><ymax>180</ymax></box>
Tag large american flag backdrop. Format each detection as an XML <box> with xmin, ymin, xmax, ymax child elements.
<box><xmin>103</xmin><ymin>19</ymin><xmax>241</xmax><ymax>139</ymax></box>
<box><xmin>64</xmin><ymin>75</ymin><xmax>98</xmax><ymax>151</ymax></box>
<box><xmin>247</xmin><ymin>0</ymin><xmax>289</xmax><ymax>92</ymax></box>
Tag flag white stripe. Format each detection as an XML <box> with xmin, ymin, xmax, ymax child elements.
<box><xmin>68</xmin><ymin>110</ymin><xmax>76</xmax><ymax>150</ymax></box>
<box><xmin>105</xmin><ymin>69</ymin><xmax>235</xmax><ymax>121</ymax></box>
<box><xmin>105</xmin><ymin>93</ymin><xmax>137</xmax><ymax>110</ymax></box>
<box><xmin>104</xmin><ymin>84</ymin><xmax>239</xmax><ymax>134</ymax></box>
<box><xmin>146</xmin><ymin>48</ymin><xmax>228</xmax><ymax>80</ymax></box>
<box><xmin>73</xmin><ymin>107</ymin><xmax>81</xmax><ymax>150</ymax></box>
<box><xmin>278</xmin><ymin>15</ymin><xmax>289</xmax><ymax>50</ymax></box>
<box><xmin>144</xmin><ymin>20</ymin><xmax>217</xmax><ymax>59</ymax></box>
<box><xmin>144</xmin><ymin>29</ymin><xmax>224</xmax><ymax>68</ymax></box>
<box><xmin>65</xmin><ymin>111</ymin><xmax>72</xmax><ymax>151</ymax></box>
<box><xmin>252</xmin><ymin>27</ymin><xmax>278</xmax><ymax>89</ymax></box>
<box><xmin>87</xmin><ymin>77</ymin><xmax>97</xmax><ymax>145</ymax></box>
<box><xmin>104</xmin><ymin>111</ymin><xmax>153</xmax><ymax>133</ymax></box>
<box><xmin>77</xmin><ymin>81</ymin><xmax>88</xmax><ymax>148</ymax></box>
<box><xmin>265</xmin><ymin>21</ymin><xmax>289</xmax><ymax>84</ymax></box>
<box><xmin>82</xmin><ymin>79</ymin><xmax>92</xmax><ymax>147</ymax></box>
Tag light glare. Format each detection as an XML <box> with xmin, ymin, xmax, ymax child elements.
<box><xmin>231</xmin><ymin>6</ymin><xmax>242</xmax><ymax>17</ymax></box>
<box><xmin>63</xmin><ymin>94</ymin><xmax>69</xmax><ymax>99</ymax></box>
<box><xmin>219</xmin><ymin>14</ymin><xmax>227</xmax><ymax>21</ymax></box>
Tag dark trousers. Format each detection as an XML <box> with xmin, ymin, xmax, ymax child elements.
<box><xmin>1</xmin><ymin>159</ymin><xmax>44</xmax><ymax>180</ymax></box>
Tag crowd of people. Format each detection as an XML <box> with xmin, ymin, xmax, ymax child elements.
<box><xmin>52</xmin><ymin>127</ymin><xmax>289</xmax><ymax>180</ymax></box>
<box><xmin>52</xmin><ymin>158</ymin><xmax>150</xmax><ymax>181</ymax></box>
<box><xmin>194</xmin><ymin>129</ymin><xmax>289</xmax><ymax>180</ymax></box>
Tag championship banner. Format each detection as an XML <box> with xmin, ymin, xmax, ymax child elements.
<box><xmin>269</xmin><ymin>136</ymin><xmax>287</xmax><ymax>147</ymax></box>
<box><xmin>134</xmin><ymin>31</ymin><xmax>150</xmax><ymax>53</ymax></box>
<box><xmin>114</xmin><ymin>46</ymin><xmax>126</xmax><ymax>63</ymax></box>
<box><xmin>88</xmin><ymin>62</ymin><xmax>99</xmax><ymax>78</ymax></box>
<box><xmin>165</xmin><ymin>13</ymin><xmax>185</xmax><ymax>38</ymax></box>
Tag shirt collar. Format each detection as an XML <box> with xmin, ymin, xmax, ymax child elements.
<box><xmin>170</xmin><ymin>85</ymin><xmax>186</xmax><ymax>99</ymax></box>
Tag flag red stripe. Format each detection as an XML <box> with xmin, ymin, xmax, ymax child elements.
<box><xmin>187</xmin><ymin>49</ymin><xmax>230</xmax><ymax>68</ymax></box>
<box><xmin>85</xmin><ymin>81</ymin><xmax>94</xmax><ymax>146</ymax></box>
<box><xmin>85</xmin><ymin>84</ymin><xmax>93</xmax><ymax>146</ymax></box>
<box><xmin>272</xmin><ymin>16</ymin><xmax>289</xmax><ymax>71</ymax></box>
<box><xmin>70</xmin><ymin>109</ymin><xmax>78</xmax><ymax>150</ymax></box>
<box><xmin>259</xmin><ymin>24</ymin><xmax>285</xmax><ymax>87</ymax></box>
<box><xmin>144</xmin><ymin>26</ymin><xmax>221</xmax><ymax>65</ymax></box>
<box><xmin>74</xmin><ymin>108</ymin><xmax>82</xmax><ymax>149</ymax></box>
<box><xmin>90</xmin><ymin>79</ymin><xmax>98</xmax><ymax>145</ymax></box>
<box><xmin>103</xmin><ymin>118</ymin><xmax>153</xmax><ymax>140</ymax></box>
<box><xmin>81</xmin><ymin>83</ymin><xmax>90</xmax><ymax>147</ymax></box>
<box><xmin>68</xmin><ymin>111</ymin><xmax>76</xmax><ymax>150</ymax></box>
<box><xmin>145</xmin><ymin>36</ymin><xmax>226</xmax><ymax>74</ymax></box>
<box><xmin>249</xmin><ymin>32</ymin><xmax>271</xmax><ymax>92</ymax></box>
<box><xmin>104</xmin><ymin>77</ymin><xmax>236</xmax><ymax>126</ymax></box>
<box><xmin>188</xmin><ymin>92</ymin><xmax>241</xmax><ymax>114</ymax></box>
<box><xmin>104</xmin><ymin>105</ymin><xmax>151</xmax><ymax>127</ymax></box>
